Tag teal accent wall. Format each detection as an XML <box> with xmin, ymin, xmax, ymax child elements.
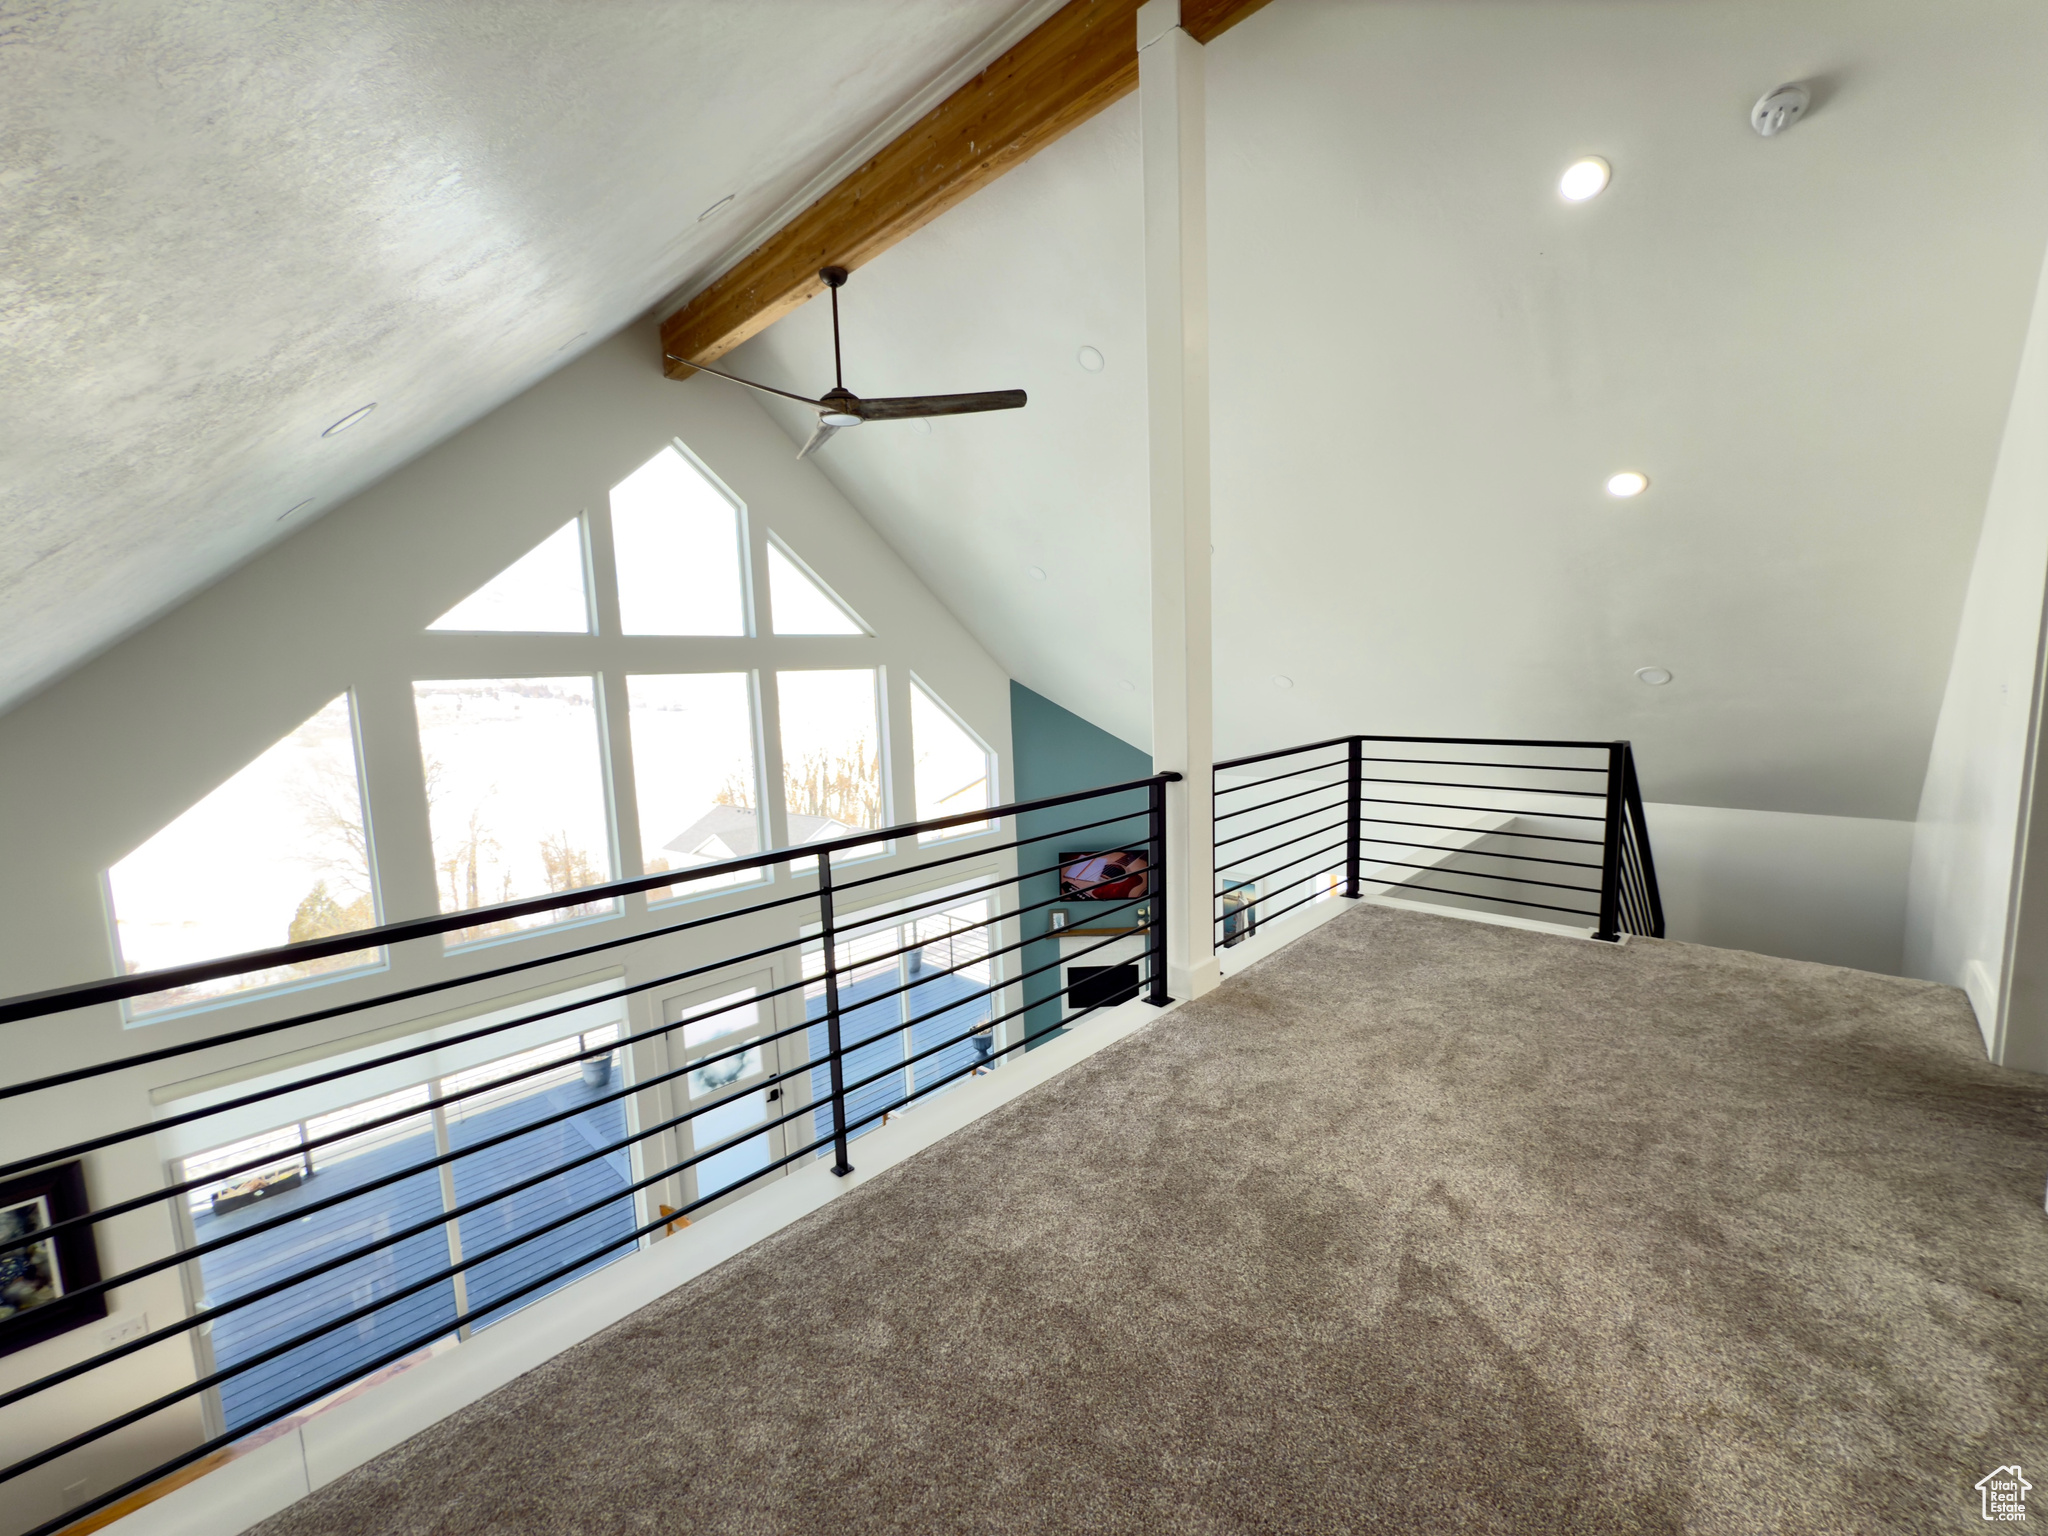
<box><xmin>1009</xmin><ymin>682</ymin><xmax>1152</xmax><ymax>1042</ymax></box>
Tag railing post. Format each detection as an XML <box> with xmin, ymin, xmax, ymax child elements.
<box><xmin>816</xmin><ymin>849</ymin><xmax>853</xmax><ymax>1176</ymax></box>
<box><xmin>1595</xmin><ymin>741</ymin><xmax>1626</xmax><ymax>942</ymax></box>
<box><xmin>1147</xmin><ymin>776</ymin><xmax>1171</xmax><ymax>1006</ymax></box>
<box><xmin>1344</xmin><ymin>736</ymin><xmax>1363</xmax><ymax>898</ymax></box>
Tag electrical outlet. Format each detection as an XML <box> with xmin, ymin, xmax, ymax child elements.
<box><xmin>101</xmin><ymin>1312</ymin><xmax>148</xmax><ymax>1349</ymax></box>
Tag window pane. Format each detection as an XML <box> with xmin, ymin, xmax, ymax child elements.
<box><xmin>777</xmin><ymin>670</ymin><xmax>882</xmax><ymax>856</ymax></box>
<box><xmin>671</xmin><ymin>990</ymin><xmax>773</xmax><ymax>1202</ymax></box>
<box><xmin>109</xmin><ymin>694</ymin><xmax>380</xmax><ymax>1015</ymax></box>
<box><xmin>910</xmin><ymin>679</ymin><xmax>993</xmax><ymax>839</ymax></box>
<box><xmin>610</xmin><ymin>446</ymin><xmax>746</xmax><ymax>636</ymax></box>
<box><xmin>806</xmin><ymin>927</ymin><xmax>908</xmax><ymax>1149</ymax></box>
<box><xmin>767</xmin><ymin>540</ymin><xmax>864</xmax><ymax>635</ymax></box>
<box><xmin>183</xmin><ymin>1090</ymin><xmax>455</xmax><ymax>1433</ymax></box>
<box><xmin>678</xmin><ymin>988</ymin><xmax>764</xmax><ymax>1098</ymax></box>
<box><xmin>428</xmin><ymin>519</ymin><xmax>590</xmax><ymax>634</ymax></box>
<box><xmin>625</xmin><ymin>673</ymin><xmax>761</xmax><ymax>902</ymax></box>
<box><xmin>413</xmin><ymin>679</ymin><xmax>615</xmax><ymax>945</ymax></box>
<box><xmin>445</xmin><ymin>1022</ymin><xmax>635</xmax><ymax>1330</ymax></box>
<box><xmin>906</xmin><ymin>902</ymin><xmax>995</xmax><ymax>1092</ymax></box>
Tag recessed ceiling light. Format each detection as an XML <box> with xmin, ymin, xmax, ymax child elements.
<box><xmin>277</xmin><ymin>499</ymin><xmax>314</xmax><ymax>522</ymax></box>
<box><xmin>1028</xmin><ymin>566</ymin><xmax>1047</xmax><ymax>581</ymax></box>
<box><xmin>1077</xmin><ymin>346</ymin><xmax>1105</xmax><ymax>373</ymax></box>
<box><xmin>1559</xmin><ymin>157</ymin><xmax>1611</xmax><ymax>202</ymax></box>
<box><xmin>1606</xmin><ymin>471</ymin><xmax>1649</xmax><ymax>498</ymax></box>
<box><xmin>697</xmin><ymin>194</ymin><xmax>735</xmax><ymax>222</ymax></box>
<box><xmin>1635</xmin><ymin>667</ymin><xmax>1673</xmax><ymax>686</ymax></box>
<box><xmin>1272</xmin><ymin>675</ymin><xmax>1294</xmax><ymax>691</ymax></box>
<box><xmin>322</xmin><ymin>404</ymin><xmax>376</xmax><ymax>437</ymax></box>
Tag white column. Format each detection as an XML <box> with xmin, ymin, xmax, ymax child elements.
<box><xmin>1139</xmin><ymin>0</ymin><xmax>1219</xmax><ymax>1001</ymax></box>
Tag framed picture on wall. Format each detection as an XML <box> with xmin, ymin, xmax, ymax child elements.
<box><xmin>0</xmin><ymin>1160</ymin><xmax>107</xmax><ymax>1358</ymax></box>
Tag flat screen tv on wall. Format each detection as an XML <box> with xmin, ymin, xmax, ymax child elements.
<box><xmin>1058</xmin><ymin>850</ymin><xmax>1150</xmax><ymax>903</ymax></box>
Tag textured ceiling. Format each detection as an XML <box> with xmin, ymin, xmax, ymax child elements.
<box><xmin>727</xmin><ymin>0</ymin><xmax>2048</xmax><ymax>819</ymax></box>
<box><xmin>0</xmin><ymin>0</ymin><xmax>1035</xmax><ymax>711</ymax></box>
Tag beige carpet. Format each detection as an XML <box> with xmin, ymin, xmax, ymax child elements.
<box><xmin>249</xmin><ymin>904</ymin><xmax>2048</xmax><ymax>1535</ymax></box>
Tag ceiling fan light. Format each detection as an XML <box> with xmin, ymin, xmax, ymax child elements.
<box><xmin>820</xmin><ymin>411</ymin><xmax>862</xmax><ymax>427</ymax></box>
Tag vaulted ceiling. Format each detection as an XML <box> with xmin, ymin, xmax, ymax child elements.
<box><xmin>0</xmin><ymin>0</ymin><xmax>1046</xmax><ymax>711</ymax></box>
<box><xmin>9</xmin><ymin>0</ymin><xmax>2048</xmax><ymax>823</ymax></box>
<box><xmin>727</xmin><ymin>0</ymin><xmax>2048</xmax><ymax>818</ymax></box>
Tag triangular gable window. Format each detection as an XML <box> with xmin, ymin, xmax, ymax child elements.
<box><xmin>910</xmin><ymin>676</ymin><xmax>993</xmax><ymax>840</ymax></box>
<box><xmin>767</xmin><ymin>538</ymin><xmax>867</xmax><ymax>635</ymax></box>
<box><xmin>108</xmin><ymin>694</ymin><xmax>381</xmax><ymax>1013</ymax></box>
<box><xmin>428</xmin><ymin>519</ymin><xmax>591</xmax><ymax>633</ymax></box>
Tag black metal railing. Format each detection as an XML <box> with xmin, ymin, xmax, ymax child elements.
<box><xmin>1213</xmin><ymin>735</ymin><xmax>1663</xmax><ymax>945</ymax></box>
<box><xmin>0</xmin><ymin>772</ymin><xmax>1179</xmax><ymax>1536</ymax></box>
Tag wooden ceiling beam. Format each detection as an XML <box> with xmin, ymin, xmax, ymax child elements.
<box><xmin>659</xmin><ymin>0</ymin><xmax>1276</xmax><ymax>377</ymax></box>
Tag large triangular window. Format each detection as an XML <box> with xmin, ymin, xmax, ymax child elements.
<box><xmin>767</xmin><ymin>537</ymin><xmax>867</xmax><ymax>635</ymax></box>
<box><xmin>910</xmin><ymin>677</ymin><xmax>993</xmax><ymax>840</ymax></box>
<box><xmin>108</xmin><ymin>694</ymin><xmax>381</xmax><ymax>1014</ymax></box>
<box><xmin>428</xmin><ymin>519</ymin><xmax>591</xmax><ymax>633</ymax></box>
<box><xmin>610</xmin><ymin>445</ymin><xmax>747</xmax><ymax>636</ymax></box>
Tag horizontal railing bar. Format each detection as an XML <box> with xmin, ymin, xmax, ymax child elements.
<box><xmin>1218</xmin><ymin>866</ymin><xmax>1349</xmax><ymax>933</ymax></box>
<box><xmin>829</xmin><ymin>924</ymin><xmax>1150</xmax><ymax>1102</ymax></box>
<box><xmin>0</xmin><ymin>876</ymin><xmax>832</xmax><ymax>1102</ymax></box>
<box><xmin>1342</xmin><ymin>855</ymin><xmax>1598</xmax><ymax>897</ymax></box>
<box><xmin>1215</xmin><ymin>798</ymin><xmax>1348</xmax><ymax>852</ymax></box>
<box><xmin>1363</xmin><ymin>877</ymin><xmax>1598</xmax><ymax>920</ymax></box>
<box><xmin>1215</xmin><ymin>734</ymin><xmax>1616</xmax><ymax>773</ymax></box>
<box><xmin>1358</xmin><ymin>812</ymin><xmax>1604</xmax><ymax>848</ymax></box>
<box><xmin>824</xmin><ymin>802</ymin><xmax>1151</xmax><ymax>902</ymax></box>
<box><xmin>1213</xmin><ymin>777</ymin><xmax>1349</xmax><ymax>824</ymax></box>
<box><xmin>1215</xmin><ymin>855</ymin><xmax>1350</xmax><ymax>925</ymax></box>
<box><xmin>1215</xmin><ymin>837</ymin><xmax>1350</xmax><ymax>899</ymax></box>
<box><xmin>1355</xmin><ymin>774</ymin><xmax>1606</xmax><ymax>798</ymax></box>
<box><xmin>1358</xmin><ymin>793</ymin><xmax>1608</xmax><ymax>823</ymax></box>
<box><xmin>1212</xmin><ymin>735</ymin><xmax>1359</xmax><ymax>772</ymax></box>
<box><xmin>0</xmin><ymin>773</ymin><xmax>1181</xmax><ymax>1023</ymax></box>
<box><xmin>1215</xmin><ymin>814</ymin><xmax>1348</xmax><ymax>868</ymax></box>
<box><xmin>1213</xmin><ymin>756</ymin><xmax>1351</xmax><ymax>795</ymax></box>
<box><xmin>1357</xmin><ymin>755</ymin><xmax>1608</xmax><ymax>774</ymax></box>
<box><xmin>789</xmin><ymin>893</ymin><xmax>1149</xmax><ymax>1061</ymax></box>
<box><xmin>1350</xmin><ymin>835</ymin><xmax>1601</xmax><ymax>872</ymax></box>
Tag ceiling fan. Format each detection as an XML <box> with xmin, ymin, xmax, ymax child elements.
<box><xmin>667</xmin><ymin>266</ymin><xmax>1026</xmax><ymax>458</ymax></box>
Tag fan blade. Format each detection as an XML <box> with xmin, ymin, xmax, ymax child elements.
<box><xmin>664</xmin><ymin>355</ymin><xmax>826</xmax><ymax>409</ymax></box>
<box><xmin>853</xmin><ymin>390</ymin><xmax>1027</xmax><ymax>421</ymax></box>
<box><xmin>796</xmin><ymin>418</ymin><xmax>847</xmax><ymax>459</ymax></box>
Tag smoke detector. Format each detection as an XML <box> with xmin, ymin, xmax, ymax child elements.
<box><xmin>1751</xmin><ymin>84</ymin><xmax>1810</xmax><ymax>137</ymax></box>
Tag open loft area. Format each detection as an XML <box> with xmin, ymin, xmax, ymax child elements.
<box><xmin>2</xmin><ymin>2</ymin><xmax>2046</xmax><ymax>1533</ymax></box>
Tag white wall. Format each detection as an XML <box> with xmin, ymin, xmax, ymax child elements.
<box><xmin>0</xmin><ymin>326</ymin><xmax>1016</xmax><ymax>1533</ymax></box>
<box><xmin>1646</xmin><ymin>803</ymin><xmax>1913</xmax><ymax>977</ymax></box>
<box><xmin>1907</xmin><ymin>239</ymin><xmax>2048</xmax><ymax>1068</ymax></box>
